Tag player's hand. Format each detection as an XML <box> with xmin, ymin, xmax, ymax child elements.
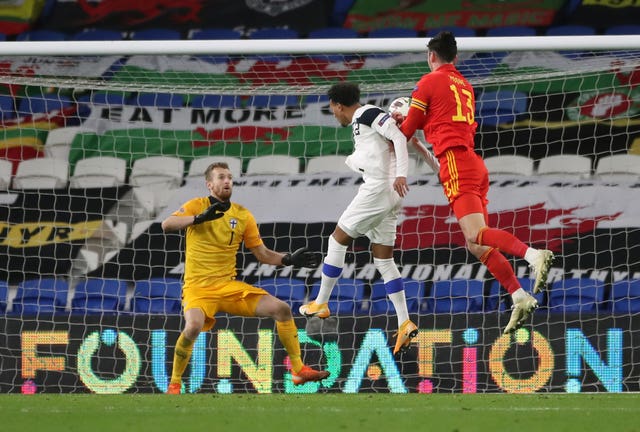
<box><xmin>193</xmin><ymin>200</ymin><xmax>231</xmax><ymax>224</ymax></box>
<box><xmin>393</xmin><ymin>176</ymin><xmax>409</xmax><ymax>197</ymax></box>
<box><xmin>391</xmin><ymin>111</ymin><xmax>405</xmax><ymax>125</ymax></box>
<box><xmin>282</xmin><ymin>247</ymin><xmax>319</xmax><ymax>268</ymax></box>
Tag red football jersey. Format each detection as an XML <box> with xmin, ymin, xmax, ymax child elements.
<box><xmin>400</xmin><ymin>64</ymin><xmax>477</xmax><ymax>157</ymax></box>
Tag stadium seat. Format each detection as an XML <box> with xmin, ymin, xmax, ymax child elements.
<box><xmin>187</xmin><ymin>156</ymin><xmax>243</xmax><ymax>179</ymax></box>
<box><xmin>17</xmin><ymin>94</ymin><xmax>73</xmax><ymax>116</ymax></box>
<box><xmin>130</xmin><ymin>92</ymin><xmax>184</xmax><ymax>108</ymax></box>
<box><xmin>537</xmin><ymin>155</ymin><xmax>592</xmax><ymax>178</ymax></box>
<box><xmin>309</xmin><ymin>278</ymin><xmax>367</xmax><ymax>315</ymax></box>
<box><xmin>70</xmin><ymin>156</ymin><xmax>127</xmax><ymax>188</ymax></box>
<box><xmin>129</xmin><ymin>28</ymin><xmax>182</xmax><ymax>40</ymax></box>
<box><xmin>368</xmin><ymin>27</ymin><xmax>417</xmax><ymax>38</ymax></box>
<box><xmin>16</xmin><ymin>30</ymin><xmax>67</xmax><ymax>41</ymax></box>
<box><xmin>245</xmin><ymin>155</ymin><xmax>300</xmax><ymax>175</ymax></box>
<box><xmin>12</xmin><ymin>278</ymin><xmax>69</xmax><ymax>314</ymax></box>
<box><xmin>548</xmin><ymin>278</ymin><xmax>605</xmax><ymax>313</ymax></box>
<box><xmin>72</xmin><ymin>29</ymin><xmax>124</xmax><ymax>40</ymax></box>
<box><xmin>426</xmin><ymin>27</ymin><xmax>476</xmax><ymax>38</ymax></box>
<box><xmin>486</xmin><ymin>26</ymin><xmax>537</xmax><ymax>37</ymax></box>
<box><xmin>0</xmin><ymin>159</ymin><xmax>12</xmax><ymax>190</ymax></box>
<box><xmin>306</xmin><ymin>155</ymin><xmax>351</xmax><ymax>174</ymax></box>
<box><xmin>189</xmin><ymin>28</ymin><xmax>243</xmax><ymax>40</ymax></box>
<box><xmin>44</xmin><ymin>126</ymin><xmax>83</xmax><ymax>160</ymax></box>
<box><xmin>248</xmin><ymin>95</ymin><xmax>298</xmax><ymax>107</ymax></box>
<box><xmin>129</xmin><ymin>156</ymin><xmax>184</xmax><ymax>188</ymax></box>
<box><xmin>0</xmin><ymin>280</ymin><xmax>8</xmax><ymax>313</ymax></box>
<box><xmin>483</xmin><ymin>155</ymin><xmax>534</xmax><ymax>176</ymax></box>
<box><xmin>604</xmin><ymin>25</ymin><xmax>640</xmax><ymax>35</ymax></box>
<box><xmin>370</xmin><ymin>278</ymin><xmax>425</xmax><ymax>315</ymax></box>
<box><xmin>0</xmin><ymin>94</ymin><xmax>15</xmax><ymax>121</ymax></box>
<box><xmin>13</xmin><ymin>158</ymin><xmax>69</xmax><ymax>189</ymax></box>
<box><xmin>610</xmin><ymin>279</ymin><xmax>640</xmax><ymax>314</ymax></box>
<box><xmin>545</xmin><ymin>25</ymin><xmax>596</xmax><ymax>36</ymax></box>
<box><xmin>595</xmin><ymin>154</ymin><xmax>640</xmax><ymax>181</ymax></box>
<box><xmin>190</xmin><ymin>94</ymin><xmax>238</xmax><ymax>108</ymax></box>
<box><xmin>427</xmin><ymin>279</ymin><xmax>486</xmax><ymax>313</ymax></box>
<box><xmin>132</xmin><ymin>278</ymin><xmax>183</xmax><ymax>314</ymax></box>
<box><xmin>71</xmin><ymin>278</ymin><xmax>128</xmax><ymax>314</ymax></box>
<box><xmin>257</xmin><ymin>278</ymin><xmax>306</xmax><ymax>311</ymax></box>
<box><xmin>476</xmin><ymin>90</ymin><xmax>528</xmax><ymax>126</ymax></box>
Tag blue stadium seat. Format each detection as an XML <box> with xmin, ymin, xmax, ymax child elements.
<box><xmin>72</xmin><ymin>278</ymin><xmax>128</xmax><ymax>314</ymax></box>
<box><xmin>548</xmin><ymin>278</ymin><xmax>605</xmax><ymax>313</ymax></box>
<box><xmin>132</xmin><ymin>278</ymin><xmax>182</xmax><ymax>314</ymax></box>
<box><xmin>310</xmin><ymin>278</ymin><xmax>367</xmax><ymax>315</ymax></box>
<box><xmin>370</xmin><ymin>278</ymin><xmax>425</xmax><ymax>314</ymax></box>
<box><xmin>129</xmin><ymin>28</ymin><xmax>182</xmax><ymax>40</ymax></box>
<box><xmin>476</xmin><ymin>90</ymin><xmax>528</xmax><ymax>127</ymax></box>
<box><xmin>427</xmin><ymin>27</ymin><xmax>476</xmax><ymax>38</ymax></box>
<box><xmin>248</xmin><ymin>95</ymin><xmax>298</xmax><ymax>107</ymax></box>
<box><xmin>545</xmin><ymin>25</ymin><xmax>596</xmax><ymax>36</ymax></box>
<box><xmin>17</xmin><ymin>94</ymin><xmax>73</xmax><ymax>116</ymax></box>
<box><xmin>368</xmin><ymin>27</ymin><xmax>417</xmax><ymax>38</ymax></box>
<box><xmin>72</xmin><ymin>29</ymin><xmax>124</xmax><ymax>40</ymax></box>
<box><xmin>12</xmin><ymin>278</ymin><xmax>69</xmax><ymax>314</ymax></box>
<box><xmin>189</xmin><ymin>28</ymin><xmax>243</xmax><ymax>40</ymax></box>
<box><xmin>0</xmin><ymin>95</ymin><xmax>15</xmax><ymax>121</ymax></box>
<box><xmin>486</xmin><ymin>26</ymin><xmax>537</xmax><ymax>37</ymax></box>
<box><xmin>191</xmin><ymin>94</ymin><xmax>238</xmax><ymax>108</ymax></box>
<box><xmin>605</xmin><ymin>25</ymin><xmax>640</xmax><ymax>35</ymax></box>
<box><xmin>257</xmin><ymin>277</ymin><xmax>306</xmax><ymax>311</ymax></box>
<box><xmin>610</xmin><ymin>279</ymin><xmax>640</xmax><ymax>314</ymax></box>
<box><xmin>16</xmin><ymin>30</ymin><xmax>67</xmax><ymax>41</ymax></box>
<box><xmin>427</xmin><ymin>279</ymin><xmax>486</xmax><ymax>313</ymax></box>
<box><xmin>131</xmin><ymin>92</ymin><xmax>184</xmax><ymax>108</ymax></box>
<box><xmin>0</xmin><ymin>281</ymin><xmax>8</xmax><ymax>313</ymax></box>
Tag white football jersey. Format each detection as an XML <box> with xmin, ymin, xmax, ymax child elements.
<box><xmin>345</xmin><ymin>104</ymin><xmax>409</xmax><ymax>182</ymax></box>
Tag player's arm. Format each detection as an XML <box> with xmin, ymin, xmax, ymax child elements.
<box><xmin>409</xmin><ymin>136</ymin><xmax>440</xmax><ymax>173</ymax></box>
<box><xmin>375</xmin><ymin>113</ymin><xmax>410</xmax><ymax>197</ymax></box>
<box><xmin>161</xmin><ymin>199</ymin><xmax>230</xmax><ymax>232</ymax></box>
<box><xmin>161</xmin><ymin>215</ymin><xmax>196</xmax><ymax>232</ymax></box>
<box><xmin>249</xmin><ymin>244</ymin><xmax>319</xmax><ymax>268</ymax></box>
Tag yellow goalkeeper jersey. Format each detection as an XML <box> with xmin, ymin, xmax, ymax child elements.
<box><xmin>172</xmin><ymin>196</ymin><xmax>263</xmax><ymax>289</ymax></box>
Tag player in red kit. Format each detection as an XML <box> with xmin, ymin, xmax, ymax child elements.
<box><xmin>399</xmin><ymin>31</ymin><xmax>555</xmax><ymax>334</ymax></box>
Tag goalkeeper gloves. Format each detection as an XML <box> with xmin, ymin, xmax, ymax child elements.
<box><xmin>193</xmin><ymin>199</ymin><xmax>231</xmax><ymax>225</ymax></box>
<box><xmin>282</xmin><ymin>247</ymin><xmax>319</xmax><ymax>268</ymax></box>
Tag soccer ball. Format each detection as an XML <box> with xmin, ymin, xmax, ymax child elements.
<box><xmin>388</xmin><ymin>96</ymin><xmax>411</xmax><ymax>116</ymax></box>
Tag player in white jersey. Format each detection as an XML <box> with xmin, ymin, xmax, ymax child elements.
<box><xmin>299</xmin><ymin>82</ymin><xmax>419</xmax><ymax>354</ymax></box>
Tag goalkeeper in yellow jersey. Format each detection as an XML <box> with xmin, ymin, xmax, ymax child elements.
<box><xmin>161</xmin><ymin>161</ymin><xmax>329</xmax><ymax>394</ymax></box>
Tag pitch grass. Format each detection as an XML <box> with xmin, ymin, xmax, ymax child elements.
<box><xmin>2</xmin><ymin>393</ymin><xmax>640</xmax><ymax>431</ymax></box>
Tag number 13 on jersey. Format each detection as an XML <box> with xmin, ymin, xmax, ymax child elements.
<box><xmin>450</xmin><ymin>84</ymin><xmax>474</xmax><ymax>124</ymax></box>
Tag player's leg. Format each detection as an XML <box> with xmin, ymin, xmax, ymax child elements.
<box><xmin>456</xmin><ymin>198</ymin><xmax>538</xmax><ymax>334</ymax></box>
<box><xmin>253</xmin><ymin>293</ymin><xmax>330</xmax><ymax>384</ymax></box>
<box><xmin>168</xmin><ymin>307</ymin><xmax>207</xmax><ymax>394</ymax></box>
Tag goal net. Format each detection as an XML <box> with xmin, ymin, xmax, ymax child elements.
<box><xmin>1</xmin><ymin>35</ymin><xmax>639</xmax><ymax>394</ymax></box>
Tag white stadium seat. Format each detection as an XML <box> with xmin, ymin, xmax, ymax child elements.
<box><xmin>595</xmin><ymin>154</ymin><xmax>640</xmax><ymax>181</ymax></box>
<box><xmin>484</xmin><ymin>155</ymin><xmax>534</xmax><ymax>176</ymax></box>
<box><xmin>306</xmin><ymin>155</ymin><xmax>350</xmax><ymax>174</ymax></box>
<box><xmin>245</xmin><ymin>155</ymin><xmax>299</xmax><ymax>175</ymax></box>
<box><xmin>537</xmin><ymin>155</ymin><xmax>591</xmax><ymax>178</ymax></box>
<box><xmin>129</xmin><ymin>156</ymin><xmax>184</xmax><ymax>188</ymax></box>
<box><xmin>70</xmin><ymin>156</ymin><xmax>127</xmax><ymax>188</ymax></box>
<box><xmin>13</xmin><ymin>158</ymin><xmax>69</xmax><ymax>189</ymax></box>
<box><xmin>0</xmin><ymin>159</ymin><xmax>12</xmax><ymax>190</ymax></box>
<box><xmin>44</xmin><ymin>126</ymin><xmax>84</xmax><ymax>160</ymax></box>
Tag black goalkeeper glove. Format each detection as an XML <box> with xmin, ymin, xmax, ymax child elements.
<box><xmin>193</xmin><ymin>199</ymin><xmax>231</xmax><ymax>225</ymax></box>
<box><xmin>282</xmin><ymin>247</ymin><xmax>319</xmax><ymax>268</ymax></box>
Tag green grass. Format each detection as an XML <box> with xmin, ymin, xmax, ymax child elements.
<box><xmin>2</xmin><ymin>394</ymin><xmax>640</xmax><ymax>431</ymax></box>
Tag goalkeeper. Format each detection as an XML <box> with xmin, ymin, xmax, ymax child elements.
<box><xmin>161</xmin><ymin>162</ymin><xmax>329</xmax><ymax>394</ymax></box>
<box><xmin>397</xmin><ymin>31</ymin><xmax>554</xmax><ymax>334</ymax></box>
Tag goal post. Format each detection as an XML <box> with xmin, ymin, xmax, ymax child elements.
<box><xmin>0</xmin><ymin>35</ymin><xmax>639</xmax><ymax>394</ymax></box>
